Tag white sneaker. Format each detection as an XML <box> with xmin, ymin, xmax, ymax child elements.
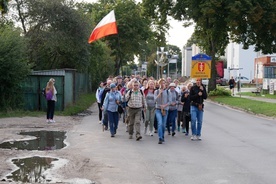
<box><xmin>197</xmin><ymin>136</ymin><xmax>202</xmax><ymax>140</ymax></box>
<box><xmin>99</xmin><ymin>121</ymin><xmax>102</xmax><ymax>124</ymax></box>
<box><xmin>46</xmin><ymin>119</ymin><xmax>50</xmax><ymax>123</ymax></box>
<box><xmin>191</xmin><ymin>135</ymin><xmax>196</xmax><ymax>141</ymax></box>
<box><xmin>149</xmin><ymin>131</ymin><xmax>153</xmax><ymax>136</ymax></box>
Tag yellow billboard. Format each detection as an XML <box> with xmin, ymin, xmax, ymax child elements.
<box><xmin>191</xmin><ymin>54</ymin><xmax>211</xmax><ymax>78</ymax></box>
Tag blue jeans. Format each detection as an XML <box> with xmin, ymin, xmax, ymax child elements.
<box><xmin>155</xmin><ymin>109</ymin><xmax>168</xmax><ymax>141</ymax></box>
<box><xmin>167</xmin><ymin>109</ymin><xmax>177</xmax><ymax>133</ymax></box>
<box><xmin>190</xmin><ymin>105</ymin><xmax>203</xmax><ymax>136</ymax></box>
<box><xmin>102</xmin><ymin>111</ymin><xmax>108</xmax><ymax>127</ymax></box>
<box><xmin>107</xmin><ymin>111</ymin><xmax>119</xmax><ymax>135</ymax></box>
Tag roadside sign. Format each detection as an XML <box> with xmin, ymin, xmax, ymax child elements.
<box><xmin>191</xmin><ymin>53</ymin><xmax>211</xmax><ymax>78</ymax></box>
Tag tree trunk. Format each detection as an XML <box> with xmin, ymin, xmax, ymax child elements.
<box><xmin>207</xmin><ymin>38</ymin><xmax>217</xmax><ymax>92</ymax></box>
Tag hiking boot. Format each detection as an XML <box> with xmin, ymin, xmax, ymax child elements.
<box><xmin>129</xmin><ymin>135</ymin><xmax>133</xmax><ymax>139</ymax></box>
<box><xmin>136</xmin><ymin>135</ymin><xmax>142</xmax><ymax>141</ymax></box>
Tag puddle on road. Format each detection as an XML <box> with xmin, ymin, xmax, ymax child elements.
<box><xmin>0</xmin><ymin>131</ymin><xmax>66</xmax><ymax>151</ymax></box>
<box><xmin>3</xmin><ymin>156</ymin><xmax>58</xmax><ymax>183</ymax></box>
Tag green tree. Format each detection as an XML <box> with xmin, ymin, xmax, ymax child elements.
<box><xmin>85</xmin><ymin>0</ymin><xmax>162</xmax><ymax>75</ymax></box>
<box><xmin>22</xmin><ymin>0</ymin><xmax>91</xmax><ymax>72</ymax></box>
<box><xmin>143</xmin><ymin>0</ymin><xmax>276</xmax><ymax>91</ymax></box>
<box><xmin>0</xmin><ymin>0</ymin><xmax>10</xmax><ymax>14</ymax></box>
<box><xmin>226</xmin><ymin>0</ymin><xmax>276</xmax><ymax>54</ymax></box>
<box><xmin>88</xmin><ymin>41</ymin><xmax>115</xmax><ymax>89</ymax></box>
<box><xmin>0</xmin><ymin>23</ymin><xmax>30</xmax><ymax>110</ymax></box>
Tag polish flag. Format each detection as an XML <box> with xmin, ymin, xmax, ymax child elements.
<box><xmin>88</xmin><ymin>10</ymin><xmax>118</xmax><ymax>43</ymax></box>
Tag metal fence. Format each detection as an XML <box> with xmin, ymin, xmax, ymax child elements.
<box><xmin>22</xmin><ymin>69</ymin><xmax>90</xmax><ymax>111</ymax></box>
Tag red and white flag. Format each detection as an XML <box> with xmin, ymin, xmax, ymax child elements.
<box><xmin>88</xmin><ymin>10</ymin><xmax>118</xmax><ymax>43</ymax></box>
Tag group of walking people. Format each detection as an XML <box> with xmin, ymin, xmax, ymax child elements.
<box><xmin>96</xmin><ymin>75</ymin><xmax>207</xmax><ymax>144</ymax></box>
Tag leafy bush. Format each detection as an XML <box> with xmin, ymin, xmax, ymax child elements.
<box><xmin>0</xmin><ymin>23</ymin><xmax>31</xmax><ymax>111</ymax></box>
<box><xmin>209</xmin><ymin>86</ymin><xmax>231</xmax><ymax>96</ymax></box>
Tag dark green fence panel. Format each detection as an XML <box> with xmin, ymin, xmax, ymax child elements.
<box><xmin>64</xmin><ymin>71</ymin><xmax>74</xmax><ymax>108</ymax></box>
<box><xmin>22</xmin><ymin>76</ymin><xmax>39</xmax><ymax>110</ymax></box>
<box><xmin>22</xmin><ymin>69</ymin><xmax>90</xmax><ymax>111</ymax></box>
<box><xmin>75</xmin><ymin>73</ymin><xmax>89</xmax><ymax>101</ymax></box>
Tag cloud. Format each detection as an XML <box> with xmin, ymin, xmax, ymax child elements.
<box><xmin>166</xmin><ymin>19</ymin><xmax>195</xmax><ymax>49</ymax></box>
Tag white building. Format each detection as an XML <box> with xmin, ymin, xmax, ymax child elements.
<box><xmin>181</xmin><ymin>46</ymin><xmax>192</xmax><ymax>77</ymax></box>
<box><xmin>226</xmin><ymin>42</ymin><xmax>257</xmax><ymax>81</ymax></box>
<box><xmin>181</xmin><ymin>42</ymin><xmax>258</xmax><ymax>81</ymax></box>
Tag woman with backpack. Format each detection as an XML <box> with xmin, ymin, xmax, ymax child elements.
<box><xmin>102</xmin><ymin>83</ymin><xmax>122</xmax><ymax>137</ymax></box>
<box><xmin>45</xmin><ymin>78</ymin><xmax>57</xmax><ymax>123</ymax></box>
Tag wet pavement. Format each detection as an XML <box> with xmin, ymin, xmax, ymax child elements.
<box><xmin>0</xmin><ymin>131</ymin><xmax>66</xmax><ymax>151</ymax></box>
<box><xmin>0</xmin><ymin>131</ymin><xmax>66</xmax><ymax>183</ymax></box>
<box><xmin>3</xmin><ymin>156</ymin><xmax>58</xmax><ymax>183</ymax></box>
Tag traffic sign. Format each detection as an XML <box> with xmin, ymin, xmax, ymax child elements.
<box><xmin>191</xmin><ymin>53</ymin><xmax>211</xmax><ymax>78</ymax></box>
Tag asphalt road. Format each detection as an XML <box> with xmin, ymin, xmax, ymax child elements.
<box><xmin>67</xmin><ymin>102</ymin><xmax>276</xmax><ymax>184</ymax></box>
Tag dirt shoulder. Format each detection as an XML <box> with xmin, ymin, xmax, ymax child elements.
<box><xmin>0</xmin><ymin>114</ymin><xmax>95</xmax><ymax>183</ymax></box>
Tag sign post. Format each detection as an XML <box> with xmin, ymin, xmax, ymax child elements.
<box><xmin>191</xmin><ymin>53</ymin><xmax>211</xmax><ymax>78</ymax></box>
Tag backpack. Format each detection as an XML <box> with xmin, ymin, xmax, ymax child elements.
<box><xmin>46</xmin><ymin>90</ymin><xmax>53</xmax><ymax>100</ymax></box>
<box><xmin>127</xmin><ymin>89</ymin><xmax>143</xmax><ymax>103</ymax></box>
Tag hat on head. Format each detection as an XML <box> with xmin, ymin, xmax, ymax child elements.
<box><xmin>117</xmin><ymin>76</ymin><xmax>122</xmax><ymax>79</ymax></box>
<box><xmin>169</xmin><ymin>83</ymin><xmax>176</xmax><ymax>88</ymax></box>
<box><xmin>110</xmin><ymin>83</ymin><xmax>116</xmax><ymax>89</ymax></box>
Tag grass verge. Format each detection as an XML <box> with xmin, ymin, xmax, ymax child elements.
<box><xmin>57</xmin><ymin>93</ymin><xmax>96</xmax><ymax>116</ymax></box>
<box><xmin>237</xmin><ymin>92</ymin><xmax>276</xmax><ymax>99</ymax></box>
<box><xmin>210</xmin><ymin>96</ymin><xmax>276</xmax><ymax>117</ymax></box>
<box><xmin>0</xmin><ymin>93</ymin><xmax>96</xmax><ymax>118</ymax></box>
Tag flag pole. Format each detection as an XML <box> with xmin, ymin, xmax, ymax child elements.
<box><xmin>116</xmin><ymin>33</ymin><xmax>123</xmax><ymax>76</ymax></box>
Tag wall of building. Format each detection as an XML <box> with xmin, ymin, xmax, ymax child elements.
<box><xmin>181</xmin><ymin>46</ymin><xmax>192</xmax><ymax>77</ymax></box>
<box><xmin>226</xmin><ymin>42</ymin><xmax>256</xmax><ymax>81</ymax></box>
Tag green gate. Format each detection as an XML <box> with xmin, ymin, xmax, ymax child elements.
<box><xmin>22</xmin><ymin>76</ymin><xmax>64</xmax><ymax>111</ymax></box>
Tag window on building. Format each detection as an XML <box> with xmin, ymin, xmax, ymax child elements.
<box><xmin>264</xmin><ymin>66</ymin><xmax>276</xmax><ymax>78</ymax></box>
